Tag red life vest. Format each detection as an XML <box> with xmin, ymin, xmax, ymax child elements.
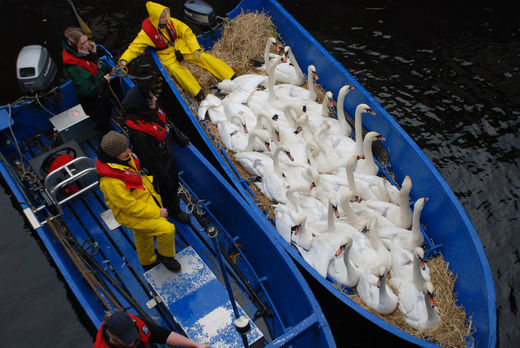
<box><xmin>48</xmin><ymin>154</ymin><xmax>80</xmax><ymax>196</ymax></box>
<box><xmin>96</xmin><ymin>153</ymin><xmax>145</xmax><ymax>190</ymax></box>
<box><xmin>62</xmin><ymin>49</ymin><xmax>98</xmax><ymax>76</ymax></box>
<box><xmin>92</xmin><ymin>313</ymin><xmax>151</xmax><ymax>348</ymax></box>
<box><xmin>125</xmin><ymin>108</ymin><xmax>168</xmax><ymax>143</ymax></box>
<box><xmin>141</xmin><ymin>18</ymin><xmax>176</xmax><ymax>50</ymax></box>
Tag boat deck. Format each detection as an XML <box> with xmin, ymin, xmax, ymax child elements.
<box><xmin>16</xmin><ymin>128</ymin><xmax>274</xmax><ymax>343</ymax></box>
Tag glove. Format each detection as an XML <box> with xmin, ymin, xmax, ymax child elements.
<box><xmin>117</xmin><ymin>60</ymin><xmax>128</xmax><ymax>75</ymax></box>
<box><xmin>175</xmin><ymin>50</ymin><xmax>184</xmax><ymax>62</ymax></box>
<box><xmin>193</xmin><ymin>49</ymin><xmax>201</xmax><ymax>60</ymax></box>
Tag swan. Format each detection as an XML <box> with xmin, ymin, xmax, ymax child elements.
<box><xmin>247</xmin><ymin>55</ymin><xmax>285</xmax><ymax>110</ymax></box>
<box><xmin>285</xmin><ymin>185</ymin><xmax>327</xmax><ymax>223</ymax></box>
<box><xmin>257</xmin><ymin>145</ymin><xmax>290</xmax><ymax>203</ymax></box>
<box><xmin>273</xmin><ymin>205</ymin><xmax>299</xmax><ymax>243</ymax></box>
<box><xmin>328</xmin><ymin>237</ymin><xmax>361</xmax><ymax>288</ymax></box>
<box><xmin>302</xmin><ymin>91</ymin><xmax>334</xmax><ymax>119</ymax></box>
<box><xmin>272</xmin><ymin>46</ymin><xmax>306</xmax><ymax>85</ymax></box>
<box><xmin>332</xmin><ymin>85</ymin><xmax>355</xmax><ymax>137</ymax></box>
<box><xmin>234</xmin><ymin>151</ymin><xmax>274</xmax><ymax>177</ymax></box>
<box><xmin>315</xmin><ymin>122</ymin><xmax>356</xmax><ymax>162</ymax></box>
<box><xmin>216</xmin><ymin>113</ymin><xmax>249</xmax><ymax>152</ymax></box>
<box><xmin>274</xmin><ymin>65</ymin><xmax>318</xmax><ymax>102</ymax></box>
<box><xmin>393</xmin><ymin>198</ymin><xmax>428</xmax><ymax>250</ymax></box>
<box><xmin>357</xmin><ymin>265</ymin><xmax>398</xmax><ymax>314</ymax></box>
<box><xmin>366</xmin><ymin>217</ymin><xmax>391</xmax><ymax>272</ymax></box>
<box><xmin>353</xmin><ymin>103</ymin><xmax>376</xmax><ymax>158</ymax></box>
<box><xmin>390</xmin><ymin>246</ymin><xmax>431</xmax><ymax>291</ymax></box>
<box><xmin>235</xmin><ymin>128</ymin><xmax>271</xmax><ymax>153</ymax></box>
<box><xmin>345</xmin><ymin>155</ymin><xmax>384</xmax><ymax>202</ymax></box>
<box><xmin>399</xmin><ymin>281</ymin><xmax>440</xmax><ymax>330</ymax></box>
<box><xmin>355</xmin><ymin>131</ymin><xmax>385</xmax><ymax>176</ymax></box>
<box><xmin>290</xmin><ymin>214</ymin><xmax>316</xmax><ymax>250</ymax></box>
<box><xmin>362</xmin><ymin>176</ymin><xmax>413</xmax><ymax>229</ymax></box>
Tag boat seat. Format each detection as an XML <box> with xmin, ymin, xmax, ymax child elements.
<box><xmin>144</xmin><ymin>246</ymin><xmax>264</xmax><ymax>347</ymax></box>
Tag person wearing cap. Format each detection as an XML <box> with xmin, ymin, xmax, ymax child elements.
<box><xmin>96</xmin><ymin>130</ymin><xmax>180</xmax><ymax>272</ymax></box>
<box><xmin>62</xmin><ymin>26</ymin><xmax>114</xmax><ymax>134</ymax></box>
<box><xmin>122</xmin><ymin>81</ymin><xmax>190</xmax><ymax>224</ymax></box>
<box><xmin>116</xmin><ymin>1</ymin><xmax>235</xmax><ymax>102</ymax></box>
<box><xmin>93</xmin><ymin>310</ymin><xmax>210</xmax><ymax>347</ymax></box>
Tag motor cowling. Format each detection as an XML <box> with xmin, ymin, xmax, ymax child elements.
<box><xmin>183</xmin><ymin>0</ymin><xmax>217</xmax><ymax>27</ymax></box>
<box><xmin>16</xmin><ymin>45</ymin><xmax>57</xmax><ymax>94</ymax></box>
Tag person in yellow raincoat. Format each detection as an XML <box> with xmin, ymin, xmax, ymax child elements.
<box><xmin>117</xmin><ymin>1</ymin><xmax>235</xmax><ymax>101</ymax></box>
<box><xmin>96</xmin><ymin>130</ymin><xmax>181</xmax><ymax>272</ymax></box>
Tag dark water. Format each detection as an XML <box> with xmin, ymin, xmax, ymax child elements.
<box><xmin>1</xmin><ymin>0</ymin><xmax>518</xmax><ymax>346</ymax></box>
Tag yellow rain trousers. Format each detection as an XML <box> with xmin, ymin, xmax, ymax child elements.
<box><xmin>120</xmin><ymin>1</ymin><xmax>234</xmax><ymax>97</ymax></box>
<box><xmin>99</xmin><ymin>155</ymin><xmax>175</xmax><ymax>266</ymax></box>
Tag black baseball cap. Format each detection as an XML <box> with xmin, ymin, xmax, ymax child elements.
<box><xmin>105</xmin><ymin>311</ymin><xmax>140</xmax><ymax>345</ymax></box>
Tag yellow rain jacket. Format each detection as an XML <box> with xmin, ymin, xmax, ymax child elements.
<box><xmin>120</xmin><ymin>1</ymin><xmax>234</xmax><ymax>97</ymax></box>
<box><xmin>98</xmin><ymin>153</ymin><xmax>176</xmax><ymax>264</ymax></box>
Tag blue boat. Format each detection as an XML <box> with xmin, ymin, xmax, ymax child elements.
<box><xmin>0</xmin><ymin>45</ymin><xmax>336</xmax><ymax>347</ymax></box>
<box><xmin>150</xmin><ymin>0</ymin><xmax>497</xmax><ymax>346</ymax></box>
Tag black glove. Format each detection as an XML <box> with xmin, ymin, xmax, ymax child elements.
<box><xmin>175</xmin><ymin>50</ymin><xmax>184</xmax><ymax>62</ymax></box>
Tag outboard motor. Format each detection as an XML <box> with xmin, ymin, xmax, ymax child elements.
<box><xmin>183</xmin><ymin>0</ymin><xmax>217</xmax><ymax>28</ymax></box>
<box><xmin>16</xmin><ymin>45</ymin><xmax>57</xmax><ymax>94</ymax></box>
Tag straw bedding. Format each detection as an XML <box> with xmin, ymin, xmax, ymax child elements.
<box><xmin>168</xmin><ymin>11</ymin><xmax>471</xmax><ymax>347</ymax></box>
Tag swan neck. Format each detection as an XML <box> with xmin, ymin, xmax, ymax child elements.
<box><xmin>355</xmin><ymin>111</ymin><xmax>363</xmax><ymax>156</ymax></box>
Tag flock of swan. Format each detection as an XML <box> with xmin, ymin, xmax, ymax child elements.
<box><xmin>198</xmin><ymin>38</ymin><xmax>440</xmax><ymax>330</ymax></box>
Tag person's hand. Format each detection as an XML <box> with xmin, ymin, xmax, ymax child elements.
<box><xmin>88</xmin><ymin>40</ymin><xmax>97</xmax><ymax>53</ymax></box>
<box><xmin>160</xmin><ymin>208</ymin><xmax>168</xmax><ymax>218</ymax></box>
<box><xmin>193</xmin><ymin>49</ymin><xmax>201</xmax><ymax>60</ymax></box>
<box><xmin>117</xmin><ymin>59</ymin><xmax>128</xmax><ymax>75</ymax></box>
<box><xmin>103</xmin><ymin>73</ymin><xmax>111</xmax><ymax>82</ymax></box>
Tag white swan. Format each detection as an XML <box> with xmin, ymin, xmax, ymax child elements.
<box><xmin>328</xmin><ymin>237</ymin><xmax>361</xmax><ymax>288</ymax></box>
<box><xmin>357</xmin><ymin>265</ymin><xmax>397</xmax><ymax>314</ymax></box>
<box><xmin>353</xmin><ymin>103</ymin><xmax>376</xmax><ymax>158</ymax></box>
<box><xmin>257</xmin><ymin>145</ymin><xmax>289</xmax><ymax>203</ymax></box>
<box><xmin>290</xmin><ymin>214</ymin><xmax>315</xmax><ymax>250</ymax></box>
<box><xmin>390</xmin><ymin>246</ymin><xmax>431</xmax><ymax>291</ymax></box>
<box><xmin>355</xmin><ymin>131</ymin><xmax>385</xmax><ymax>176</ymax></box>
<box><xmin>273</xmin><ymin>46</ymin><xmax>305</xmax><ymax>85</ymax></box>
<box><xmin>217</xmin><ymin>113</ymin><xmax>248</xmax><ymax>152</ymax></box>
<box><xmin>333</xmin><ymin>85</ymin><xmax>355</xmax><ymax>137</ymax></box>
<box><xmin>274</xmin><ymin>65</ymin><xmax>318</xmax><ymax>102</ymax></box>
<box><xmin>285</xmin><ymin>185</ymin><xmax>327</xmax><ymax>223</ymax></box>
<box><xmin>361</xmin><ymin>176</ymin><xmax>413</xmax><ymax>230</ymax></box>
<box><xmin>399</xmin><ymin>280</ymin><xmax>440</xmax><ymax>330</ymax></box>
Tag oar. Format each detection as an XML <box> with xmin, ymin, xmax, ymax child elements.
<box><xmin>66</xmin><ymin>0</ymin><xmax>93</xmax><ymax>38</ymax></box>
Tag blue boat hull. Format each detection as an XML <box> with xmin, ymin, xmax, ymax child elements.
<box><xmin>151</xmin><ymin>0</ymin><xmax>497</xmax><ymax>346</ymax></box>
<box><xmin>0</xmin><ymin>58</ymin><xmax>335</xmax><ymax>346</ymax></box>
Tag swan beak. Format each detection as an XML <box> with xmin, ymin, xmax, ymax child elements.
<box><xmin>419</xmin><ymin>257</ymin><xmax>426</xmax><ymax>270</ymax></box>
<box><xmin>291</xmin><ymin>224</ymin><xmax>301</xmax><ymax>235</ymax></box>
<box><xmin>354</xmin><ymin>195</ymin><xmax>361</xmax><ymax>203</ymax></box>
<box><xmin>286</xmin><ymin>151</ymin><xmax>294</xmax><ymax>161</ymax></box>
<box><xmin>274</xmin><ymin>43</ymin><xmax>281</xmax><ymax>53</ymax></box>
<box><xmin>424</xmin><ymin>197</ymin><xmax>430</xmax><ymax>202</ymax></box>
<box><xmin>333</xmin><ymin>205</ymin><xmax>340</xmax><ymax>218</ymax></box>
<box><xmin>264</xmin><ymin>142</ymin><xmax>271</xmax><ymax>152</ymax></box>
<box><xmin>428</xmin><ymin>292</ymin><xmax>436</xmax><ymax>308</ymax></box>
<box><xmin>275</xmin><ymin>131</ymin><xmax>281</xmax><ymax>142</ymax></box>
<box><xmin>377</xmin><ymin>275</ymin><xmax>383</xmax><ymax>288</ymax></box>
<box><xmin>294</xmin><ymin>126</ymin><xmax>303</xmax><ymax>134</ymax></box>
<box><xmin>349</xmin><ymin>86</ymin><xmax>356</xmax><ymax>91</ymax></box>
<box><xmin>377</xmin><ymin>135</ymin><xmax>386</xmax><ymax>141</ymax></box>
<box><xmin>335</xmin><ymin>245</ymin><xmax>345</xmax><ymax>257</ymax></box>
<box><xmin>367</xmin><ymin>108</ymin><xmax>376</xmax><ymax>116</ymax></box>
<box><xmin>357</xmin><ymin>155</ymin><xmax>365</xmax><ymax>160</ymax></box>
<box><xmin>312</xmin><ymin>72</ymin><xmax>319</xmax><ymax>81</ymax></box>
<box><xmin>282</xmin><ymin>54</ymin><xmax>288</xmax><ymax>63</ymax></box>
<box><xmin>309</xmin><ymin>181</ymin><xmax>316</xmax><ymax>190</ymax></box>
<box><xmin>243</xmin><ymin>125</ymin><xmax>249</xmax><ymax>134</ymax></box>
